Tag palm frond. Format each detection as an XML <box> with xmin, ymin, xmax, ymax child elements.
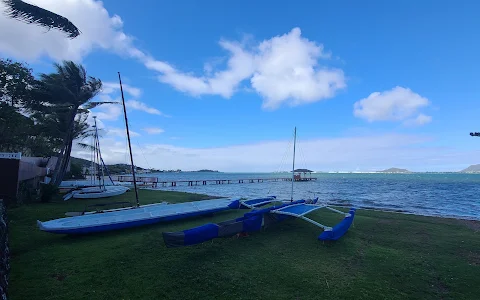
<box><xmin>2</xmin><ymin>0</ymin><xmax>81</xmax><ymax>38</ymax></box>
<box><xmin>76</xmin><ymin>142</ymin><xmax>94</xmax><ymax>151</ymax></box>
<box><xmin>83</xmin><ymin>101</ymin><xmax>119</xmax><ymax>110</ymax></box>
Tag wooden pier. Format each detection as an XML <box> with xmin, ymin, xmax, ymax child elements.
<box><xmin>116</xmin><ymin>175</ymin><xmax>317</xmax><ymax>188</ymax></box>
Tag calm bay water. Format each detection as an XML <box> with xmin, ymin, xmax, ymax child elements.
<box><xmin>146</xmin><ymin>172</ymin><xmax>480</xmax><ymax>220</ymax></box>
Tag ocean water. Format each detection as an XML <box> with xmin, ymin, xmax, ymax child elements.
<box><xmin>144</xmin><ymin>172</ymin><xmax>480</xmax><ymax>220</ymax></box>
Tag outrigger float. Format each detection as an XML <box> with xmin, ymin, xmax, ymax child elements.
<box><xmin>163</xmin><ymin>199</ymin><xmax>355</xmax><ymax>247</ymax></box>
<box><xmin>163</xmin><ymin>128</ymin><xmax>356</xmax><ymax>247</ymax></box>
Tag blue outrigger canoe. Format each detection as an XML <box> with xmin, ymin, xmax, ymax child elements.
<box><xmin>163</xmin><ymin>198</ymin><xmax>356</xmax><ymax>247</ymax></box>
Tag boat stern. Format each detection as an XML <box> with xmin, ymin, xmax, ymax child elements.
<box><xmin>36</xmin><ymin>220</ymin><xmax>46</xmax><ymax>231</ymax></box>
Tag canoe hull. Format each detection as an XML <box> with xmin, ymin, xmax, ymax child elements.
<box><xmin>37</xmin><ymin>196</ymin><xmax>276</xmax><ymax>235</ymax></box>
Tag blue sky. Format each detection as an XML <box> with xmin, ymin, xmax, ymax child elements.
<box><xmin>1</xmin><ymin>0</ymin><xmax>479</xmax><ymax>171</ymax></box>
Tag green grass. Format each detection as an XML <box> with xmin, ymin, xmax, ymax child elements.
<box><xmin>7</xmin><ymin>190</ymin><xmax>480</xmax><ymax>300</ymax></box>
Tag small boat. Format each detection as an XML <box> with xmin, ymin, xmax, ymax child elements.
<box><xmin>162</xmin><ymin>127</ymin><xmax>356</xmax><ymax>247</ymax></box>
<box><xmin>163</xmin><ymin>199</ymin><xmax>356</xmax><ymax>247</ymax></box>
<box><xmin>63</xmin><ymin>116</ymin><xmax>128</xmax><ymax>200</ymax></box>
<box><xmin>37</xmin><ymin>197</ymin><xmax>275</xmax><ymax>234</ymax></box>
<box><xmin>37</xmin><ymin>72</ymin><xmax>277</xmax><ymax>235</ymax></box>
<box><xmin>64</xmin><ymin>185</ymin><xmax>130</xmax><ymax>200</ymax></box>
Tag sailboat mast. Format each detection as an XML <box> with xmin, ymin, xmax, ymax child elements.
<box><xmin>118</xmin><ymin>72</ymin><xmax>140</xmax><ymax>207</ymax></box>
<box><xmin>93</xmin><ymin>116</ymin><xmax>101</xmax><ymax>190</ymax></box>
<box><xmin>291</xmin><ymin>127</ymin><xmax>296</xmax><ymax>202</ymax></box>
<box><xmin>93</xmin><ymin>116</ymin><xmax>106</xmax><ymax>189</ymax></box>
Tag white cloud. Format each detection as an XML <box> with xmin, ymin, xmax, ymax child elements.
<box><xmin>353</xmin><ymin>86</ymin><xmax>431</xmax><ymax>124</ymax></box>
<box><xmin>102</xmin><ymin>82</ymin><xmax>142</xmax><ymax>98</ymax></box>
<box><xmin>71</xmin><ymin>133</ymin><xmax>478</xmax><ymax>172</ymax></box>
<box><xmin>144</xmin><ymin>28</ymin><xmax>345</xmax><ymax>109</ymax></box>
<box><xmin>1</xmin><ymin>1</ymin><xmax>345</xmax><ymax>109</ymax></box>
<box><xmin>143</xmin><ymin>39</ymin><xmax>255</xmax><ymax>98</ymax></box>
<box><xmin>126</xmin><ymin>100</ymin><xmax>168</xmax><ymax>116</ymax></box>
<box><xmin>0</xmin><ymin>0</ymin><xmax>137</xmax><ymax>61</ymax></box>
<box><xmin>143</xmin><ymin>127</ymin><xmax>164</xmax><ymax>134</ymax></box>
<box><xmin>251</xmin><ymin>28</ymin><xmax>345</xmax><ymax>109</ymax></box>
<box><xmin>99</xmin><ymin>83</ymin><xmax>169</xmax><ymax>117</ymax></box>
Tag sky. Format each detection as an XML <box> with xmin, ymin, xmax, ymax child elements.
<box><xmin>1</xmin><ymin>0</ymin><xmax>480</xmax><ymax>172</ymax></box>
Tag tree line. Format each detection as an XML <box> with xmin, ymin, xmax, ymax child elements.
<box><xmin>0</xmin><ymin>58</ymin><xmax>110</xmax><ymax>187</ymax></box>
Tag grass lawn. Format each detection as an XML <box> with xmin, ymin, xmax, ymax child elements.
<box><xmin>7</xmin><ymin>189</ymin><xmax>480</xmax><ymax>300</ymax></box>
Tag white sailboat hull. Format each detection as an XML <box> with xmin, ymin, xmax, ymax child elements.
<box><xmin>65</xmin><ymin>185</ymin><xmax>130</xmax><ymax>200</ymax></box>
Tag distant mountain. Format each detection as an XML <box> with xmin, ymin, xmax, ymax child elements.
<box><xmin>377</xmin><ymin>167</ymin><xmax>412</xmax><ymax>173</ymax></box>
<box><xmin>70</xmin><ymin>157</ymin><xmax>146</xmax><ymax>174</ymax></box>
<box><xmin>459</xmin><ymin>164</ymin><xmax>480</xmax><ymax>173</ymax></box>
<box><xmin>70</xmin><ymin>157</ymin><xmax>94</xmax><ymax>168</ymax></box>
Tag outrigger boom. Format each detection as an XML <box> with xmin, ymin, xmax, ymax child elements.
<box><xmin>162</xmin><ymin>199</ymin><xmax>356</xmax><ymax>247</ymax></box>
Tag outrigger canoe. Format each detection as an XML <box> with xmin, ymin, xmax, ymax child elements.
<box><xmin>163</xmin><ymin>199</ymin><xmax>356</xmax><ymax>247</ymax></box>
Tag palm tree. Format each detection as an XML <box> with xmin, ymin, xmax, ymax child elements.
<box><xmin>2</xmin><ymin>0</ymin><xmax>80</xmax><ymax>38</ymax></box>
<box><xmin>34</xmin><ymin>61</ymin><xmax>111</xmax><ymax>186</ymax></box>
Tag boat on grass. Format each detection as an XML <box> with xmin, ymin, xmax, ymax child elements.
<box><xmin>163</xmin><ymin>199</ymin><xmax>356</xmax><ymax>247</ymax></box>
<box><xmin>37</xmin><ymin>72</ymin><xmax>277</xmax><ymax>235</ymax></box>
<box><xmin>38</xmin><ymin>197</ymin><xmax>276</xmax><ymax>234</ymax></box>
<box><xmin>64</xmin><ymin>185</ymin><xmax>130</xmax><ymax>200</ymax></box>
<box><xmin>162</xmin><ymin>127</ymin><xmax>356</xmax><ymax>247</ymax></box>
<box><xmin>63</xmin><ymin>116</ymin><xmax>128</xmax><ymax>200</ymax></box>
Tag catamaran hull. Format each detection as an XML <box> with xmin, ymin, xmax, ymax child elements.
<box><xmin>37</xmin><ymin>205</ymin><xmax>232</xmax><ymax>234</ymax></box>
<box><xmin>72</xmin><ymin>186</ymin><xmax>130</xmax><ymax>199</ymax></box>
<box><xmin>37</xmin><ymin>197</ymin><xmax>277</xmax><ymax>235</ymax></box>
<box><xmin>63</xmin><ymin>186</ymin><xmax>130</xmax><ymax>200</ymax></box>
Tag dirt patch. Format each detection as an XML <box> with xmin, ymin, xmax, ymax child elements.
<box><xmin>456</xmin><ymin>220</ymin><xmax>480</xmax><ymax>232</ymax></box>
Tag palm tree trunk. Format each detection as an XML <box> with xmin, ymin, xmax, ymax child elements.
<box><xmin>58</xmin><ymin>138</ymin><xmax>73</xmax><ymax>182</ymax></box>
<box><xmin>50</xmin><ymin>107</ymin><xmax>77</xmax><ymax>186</ymax></box>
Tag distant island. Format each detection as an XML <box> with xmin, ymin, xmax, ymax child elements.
<box><xmin>70</xmin><ymin>157</ymin><xmax>480</xmax><ymax>175</ymax></box>
<box><xmin>459</xmin><ymin>164</ymin><xmax>480</xmax><ymax>173</ymax></box>
<box><xmin>377</xmin><ymin>168</ymin><xmax>412</xmax><ymax>173</ymax></box>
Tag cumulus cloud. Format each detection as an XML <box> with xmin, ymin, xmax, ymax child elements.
<box><xmin>143</xmin><ymin>127</ymin><xmax>164</xmax><ymax>134</ymax></box>
<box><xmin>0</xmin><ymin>0</ymin><xmax>137</xmax><ymax>61</ymax></box>
<box><xmin>0</xmin><ymin>2</ymin><xmax>345</xmax><ymax>109</ymax></box>
<box><xmin>353</xmin><ymin>86</ymin><xmax>431</xmax><ymax>125</ymax></box>
<box><xmin>144</xmin><ymin>28</ymin><xmax>345</xmax><ymax>109</ymax></box>
<box><xmin>70</xmin><ymin>133</ymin><xmax>477</xmax><ymax>172</ymax></box>
<box><xmin>251</xmin><ymin>28</ymin><xmax>345</xmax><ymax>109</ymax></box>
